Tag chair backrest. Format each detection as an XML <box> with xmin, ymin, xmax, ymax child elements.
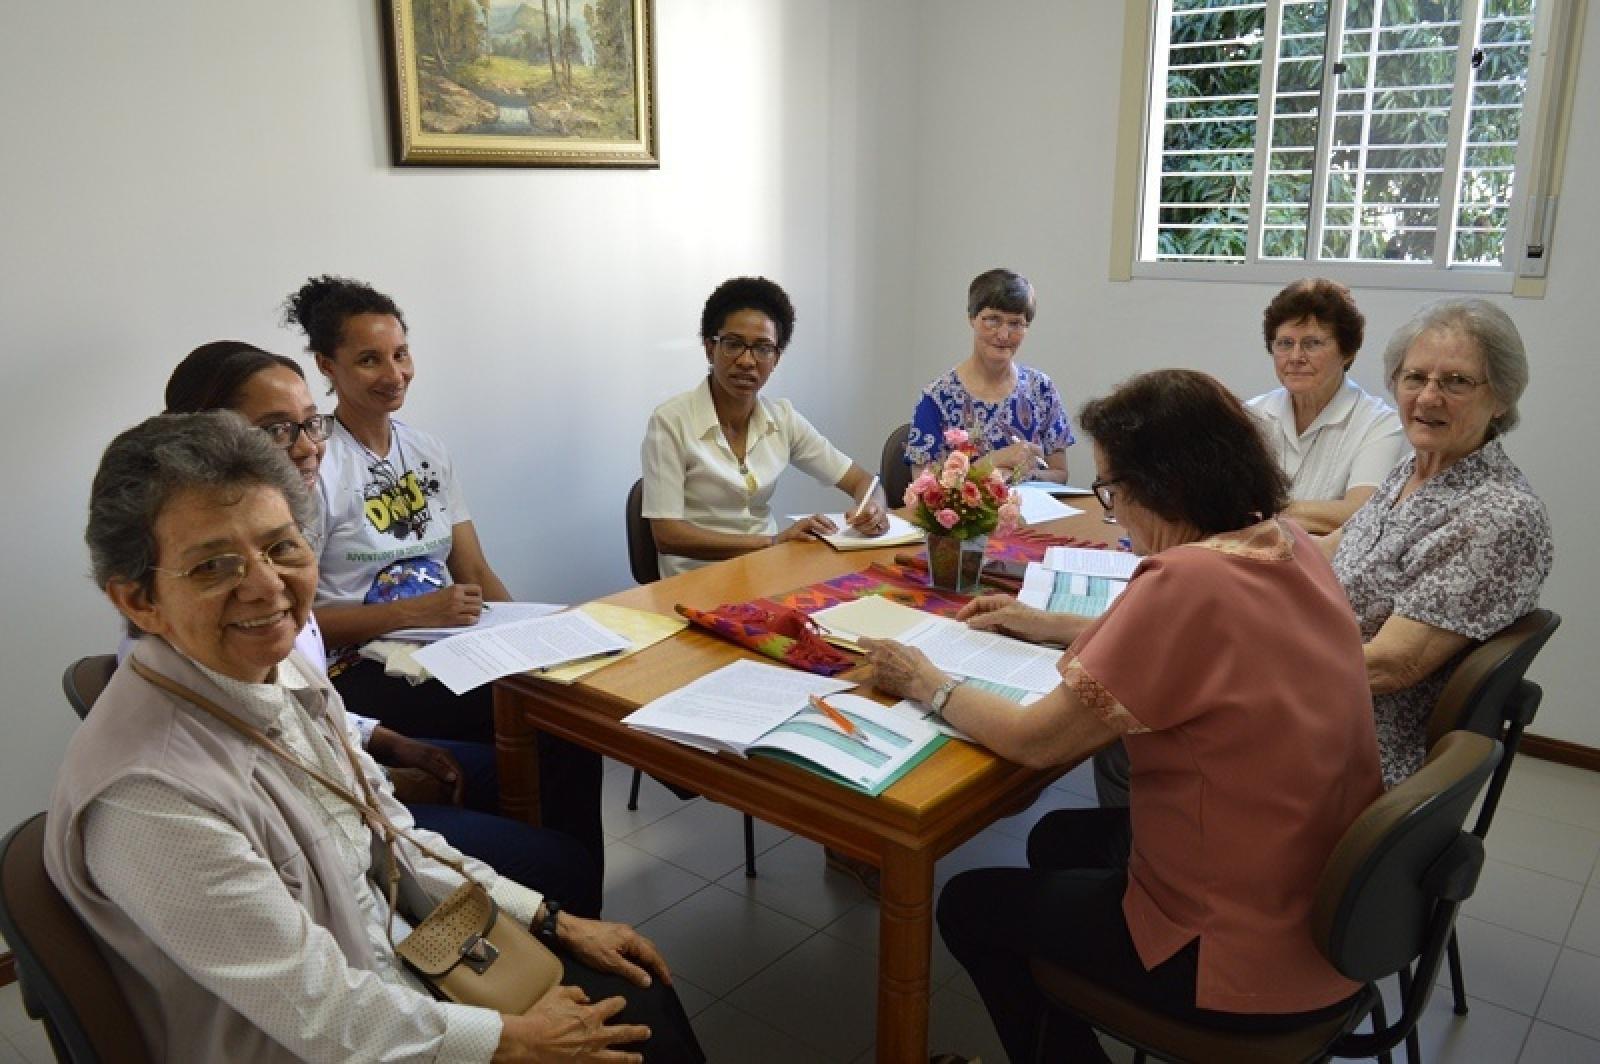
<box><xmin>625</xmin><ymin>478</ymin><xmax>660</xmax><ymax>585</ymax></box>
<box><xmin>61</xmin><ymin>655</ymin><xmax>118</xmax><ymax>721</ymax></box>
<box><xmin>1310</xmin><ymin>729</ymin><xmax>1498</xmax><ymax>1059</ymax></box>
<box><xmin>0</xmin><ymin>814</ymin><xmax>153</xmax><ymax>1064</ymax></box>
<box><xmin>880</xmin><ymin>423</ymin><xmax>912</xmax><ymax>511</ymax></box>
<box><xmin>1425</xmin><ymin>609</ymin><xmax>1560</xmax><ymax>747</ymax></box>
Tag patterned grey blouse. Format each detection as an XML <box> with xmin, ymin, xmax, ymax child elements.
<box><xmin>1332</xmin><ymin>438</ymin><xmax>1552</xmax><ymax>787</ymax></box>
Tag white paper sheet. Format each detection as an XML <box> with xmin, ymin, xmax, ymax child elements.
<box><xmin>1040</xmin><ymin>546</ymin><xmax>1141</xmax><ymax>581</ymax></box>
<box><xmin>411</xmin><ymin>610</ymin><xmax>631</xmax><ymax>694</ymax></box>
<box><xmin>386</xmin><ymin>601</ymin><xmax>566</xmax><ymax>643</ymax></box>
<box><xmin>900</xmin><ymin>615</ymin><xmax>1064</xmax><ymax>693</ymax></box>
<box><xmin>622</xmin><ymin>659</ymin><xmax>854</xmax><ymax>751</ymax></box>
<box><xmin>1013</xmin><ymin>486</ymin><xmax>1083</xmax><ymax>524</ymax></box>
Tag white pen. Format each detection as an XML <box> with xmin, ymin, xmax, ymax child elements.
<box><xmin>852</xmin><ymin>473</ymin><xmax>881</xmax><ymax>521</ymax></box>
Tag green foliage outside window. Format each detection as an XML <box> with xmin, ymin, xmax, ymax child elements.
<box><xmin>1149</xmin><ymin>0</ymin><xmax>1537</xmax><ymax>267</ymax></box>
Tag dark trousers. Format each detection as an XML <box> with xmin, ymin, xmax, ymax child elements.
<box><xmin>334</xmin><ymin>660</ymin><xmax>606</xmax><ymax>882</ymax></box>
<box><xmin>937</xmin><ymin>808</ymin><xmax>1351</xmax><ymax>1063</ymax></box>
<box><xmin>408</xmin><ymin>804</ymin><xmax>602</xmax><ymax>918</ymax></box>
<box><xmin>558</xmin><ymin>955</ymin><xmax>706</xmax><ymax>1064</ymax></box>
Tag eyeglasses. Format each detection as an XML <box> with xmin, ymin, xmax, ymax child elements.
<box><xmin>149</xmin><ymin>536</ymin><xmax>315</xmax><ymax>594</ymax></box>
<box><xmin>713</xmin><ymin>335</ymin><xmax>780</xmax><ymax>362</ymax></box>
<box><xmin>1270</xmin><ymin>335</ymin><xmax>1333</xmax><ymax>357</ymax></box>
<box><xmin>258</xmin><ymin>414</ymin><xmax>333</xmax><ymax>448</ymax></box>
<box><xmin>1394</xmin><ymin>370</ymin><xmax>1485</xmax><ymax>398</ymax></box>
<box><xmin>1091</xmin><ymin>476</ymin><xmax>1122</xmax><ymax>512</ymax></box>
<box><xmin>976</xmin><ymin>313</ymin><xmax>1029</xmax><ymax>335</ymax></box>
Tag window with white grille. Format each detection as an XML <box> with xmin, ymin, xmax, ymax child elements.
<box><xmin>1134</xmin><ymin>0</ymin><xmax>1567</xmax><ymax>287</ymax></box>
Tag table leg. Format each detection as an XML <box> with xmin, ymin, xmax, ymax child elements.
<box><xmin>877</xmin><ymin>841</ymin><xmax>934</xmax><ymax>1063</ymax></box>
<box><xmin>492</xmin><ymin>685</ymin><xmax>543</xmax><ymax>826</ymax></box>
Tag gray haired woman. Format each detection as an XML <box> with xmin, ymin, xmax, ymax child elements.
<box><xmin>45</xmin><ymin>412</ymin><xmax>703</xmax><ymax>1063</ymax></box>
<box><xmin>1328</xmin><ymin>298</ymin><xmax>1553</xmax><ymax>786</ymax></box>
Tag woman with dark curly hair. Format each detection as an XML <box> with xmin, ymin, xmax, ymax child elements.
<box><xmin>863</xmin><ymin>370</ymin><xmax>1383</xmax><ymax>1062</ymax></box>
<box><xmin>640</xmin><ymin>275</ymin><xmax>888</xmax><ymax>577</ymax></box>
<box><xmin>284</xmin><ymin>275</ymin><xmax>603</xmax><ymax>876</ymax></box>
<box><xmin>1247</xmin><ymin>278</ymin><xmax>1405</xmax><ymax>533</ymax></box>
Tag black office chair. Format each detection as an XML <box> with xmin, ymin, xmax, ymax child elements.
<box><xmin>1423</xmin><ymin>609</ymin><xmax>1561</xmax><ymax>1017</ymax></box>
<box><xmin>0</xmin><ymin>813</ymin><xmax>154</xmax><ymax>1064</ymax></box>
<box><xmin>880</xmin><ymin>423</ymin><xmax>912</xmax><ymax>512</ymax></box>
<box><xmin>61</xmin><ymin>655</ymin><xmax>117</xmax><ymax>721</ymax></box>
<box><xmin>623</xmin><ymin>478</ymin><xmax>759</xmax><ymax>877</ymax></box>
<box><xmin>1028</xmin><ymin>731</ymin><xmax>1501</xmax><ymax>1064</ymax></box>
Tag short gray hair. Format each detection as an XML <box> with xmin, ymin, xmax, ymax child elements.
<box><xmin>86</xmin><ymin>411</ymin><xmax>314</xmax><ymax>594</ymax></box>
<box><xmin>967</xmin><ymin>268</ymin><xmax>1037</xmax><ymax>322</ymax></box>
<box><xmin>1382</xmin><ymin>297</ymin><xmax>1529</xmax><ymax>434</ymax></box>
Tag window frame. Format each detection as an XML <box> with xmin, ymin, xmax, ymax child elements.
<box><xmin>1112</xmin><ymin>0</ymin><xmax>1581</xmax><ymax>294</ymax></box>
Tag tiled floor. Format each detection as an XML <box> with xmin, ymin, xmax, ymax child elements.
<box><xmin>3</xmin><ymin>755</ymin><xmax>1598</xmax><ymax>1062</ymax></box>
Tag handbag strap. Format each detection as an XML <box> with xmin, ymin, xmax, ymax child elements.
<box><xmin>127</xmin><ymin>658</ymin><xmax>482</xmax><ymax>933</ymax></box>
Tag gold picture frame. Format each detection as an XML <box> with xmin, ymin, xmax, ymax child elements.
<box><xmin>383</xmin><ymin>0</ymin><xmax>657</xmax><ymax>168</ymax></box>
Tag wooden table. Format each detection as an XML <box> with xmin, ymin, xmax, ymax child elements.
<box><xmin>495</xmin><ymin>500</ymin><xmax>1116</xmax><ymax>1062</ymax></box>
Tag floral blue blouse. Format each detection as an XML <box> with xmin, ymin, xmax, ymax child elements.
<box><xmin>904</xmin><ymin>365</ymin><xmax>1073</xmax><ymax>471</ymax></box>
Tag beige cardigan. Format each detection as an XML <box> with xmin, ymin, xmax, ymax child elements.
<box><xmin>43</xmin><ymin>637</ymin><xmax>464</xmax><ymax>1061</ymax></box>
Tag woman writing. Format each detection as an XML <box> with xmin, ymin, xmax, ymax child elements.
<box><xmin>47</xmin><ymin>412</ymin><xmax>703</xmax><ymax>1062</ymax></box>
<box><xmin>284</xmin><ymin>275</ymin><xmax>603</xmax><ymax>870</ymax></box>
<box><xmin>161</xmin><ymin>340</ymin><xmax>600</xmax><ymax>915</ymax></box>
<box><xmin>904</xmin><ymin>268</ymin><xmax>1073</xmax><ymax>483</ymax></box>
<box><xmin>866</xmin><ymin>370</ymin><xmax>1382</xmax><ymax>1062</ymax></box>
<box><xmin>1331</xmin><ymin>298</ymin><xmax>1552</xmax><ymax>786</ymax></box>
<box><xmin>1247</xmin><ymin>278</ymin><xmax>1405</xmax><ymax>533</ymax></box>
<box><xmin>641</xmin><ymin>276</ymin><xmax>888</xmax><ymax>577</ymax></box>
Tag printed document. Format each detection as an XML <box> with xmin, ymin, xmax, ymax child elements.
<box><xmin>1041</xmin><ymin>546</ymin><xmax>1141</xmax><ymax>581</ymax></box>
<box><xmin>622</xmin><ymin>659</ymin><xmax>854</xmax><ymax>750</ymax></box>
<box><xmin>412</xmin><ymin>610</ymin><xmax>631</xmax><ymax>694</ymax></box>
<box><xmin>1018</xmin><ymin>564</ymin><xmax>1128</xmax><ymax>617</ymax></box>
<box><xmin>386</xmin><ymin>601</ymin><xmax>566</xmax><ymax>643</ymax></box>
<box><xmin>900</xmin><ymin>615</ymin><xmax>1064</xmax><ymax>693</ymax></box>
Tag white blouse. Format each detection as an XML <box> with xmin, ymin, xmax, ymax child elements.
<box><xmin>640</xmin><ymin>379</ymin><xmax>853</xmax><ymax>577</ymax></box>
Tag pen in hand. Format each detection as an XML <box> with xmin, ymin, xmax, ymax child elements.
<box><xmin>1009</xmin><ymin>433</ymin><xmax>1048</xmax><ymax>470</ymax></box>
<box><xmin>809</xmin><ymin>695</ymin><xmax>872</xmax><ymax>745</ymax></box>
<box><xmin>851</xmin><ymin>474</ymin><xmax>881</xmax><ymax>522</ymax></box>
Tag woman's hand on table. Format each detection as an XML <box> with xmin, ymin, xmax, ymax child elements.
<box><xmin>777</xmin><ymin>515</ymin><xmax>839</xmax><ymax>543</ymax></box>
<box><xmin>860</xmin><ymin>637</ymin><xmax>949</xmax><ymax>705</ymax></box>
<box><xmin>402</xmin><ymin>583</ymin><xmax>484</xmax><ymax>627</ymax></box>
<box><xmin>958</xmin><ymin>594</ymin><xmax>1059</xmax><ymax>644</ymax></box>
<box><xmin>495</xmin><ymin>985</ymin><xmax>649</xmax><ymax>1063</ymax></box>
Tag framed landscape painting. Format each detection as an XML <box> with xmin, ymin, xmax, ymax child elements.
<box><xmin>383</xmin><ymin>0</ymin><xmax>657</xmax><ymax>167</ymax></box>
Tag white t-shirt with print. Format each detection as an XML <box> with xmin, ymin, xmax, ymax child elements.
<box><xmin>315</xmin><ymin>418</ymin><xmax>470</xmax><ymax>609</ymax></box>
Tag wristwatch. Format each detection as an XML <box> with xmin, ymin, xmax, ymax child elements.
<box><xmin>929</xmin><ymin>677</ymin><xmax>963</xmax><ymax>722</ymax></box>
<box><xmin>534</xmin><ymin>898</ymin><xmax>563</xmax><ymax>942</ymax></box>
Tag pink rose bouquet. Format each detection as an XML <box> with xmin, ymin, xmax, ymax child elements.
<box><xmin>904</xmin><ymin>427</ymin><xmax>1021</xmax><ymax>540</ymax></box>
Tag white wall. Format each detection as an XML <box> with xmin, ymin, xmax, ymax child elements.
<box><xmin>905</xmin><ymin>0</ymin><xmax>1599</xmax><ymax>750</ymax></box>
<box><xmin>1</xmin><ymin>0</ymin><xmax>1592</xmax><ymax>834</ymax></box>
<box><xmin>0</xmin><ymin>0</ymin><xmax>917</xmax><ymax>831</ymax></box>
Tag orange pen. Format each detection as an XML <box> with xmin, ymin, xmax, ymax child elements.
<box><xmin>809</xmin><ymin>695</ymin><xmax>871</xmax><ymax>745</ymax></box>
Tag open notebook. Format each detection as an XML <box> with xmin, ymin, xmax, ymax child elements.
<box><xmin>790</xmin><ymin>513</ymin><xmax>926</xmax><ymax>551</ymax></box>
<box><xmin>621</xmin><ymin>661</ymin><xmax>944</xmax><ymax>796</ymax></box>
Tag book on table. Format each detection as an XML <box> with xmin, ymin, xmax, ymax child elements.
<box><xmin>621</xmin><ymin>660</ymin><xmax>945</xmax><ymax>796</ymax></box>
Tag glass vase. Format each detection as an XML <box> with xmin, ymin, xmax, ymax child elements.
<box><xmin>926</xmin><ymin>533</ymin><xmax>989</xmax><ymax>593</ymax></box>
